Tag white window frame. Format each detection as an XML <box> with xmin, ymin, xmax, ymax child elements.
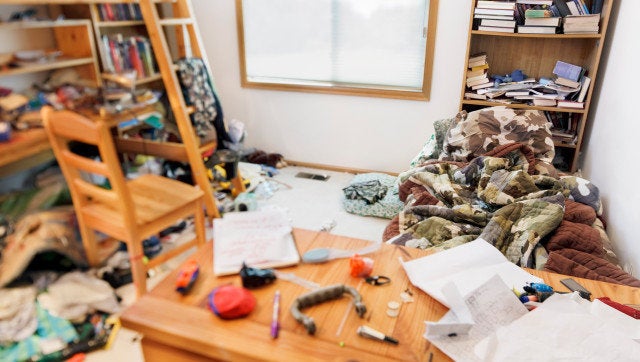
<box><xmin>235</xmin><ymin>0</ymin><xmax>439</xmax><ymax>101</ymax></box>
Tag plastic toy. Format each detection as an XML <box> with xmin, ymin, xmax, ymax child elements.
<box><xmin>175</xmin><ymin>259</ymin><xmax>200</xmax><ymax>294</ymax></box>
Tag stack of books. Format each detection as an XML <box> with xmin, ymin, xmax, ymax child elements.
<box><xmin>516</xmin><ymin>1</ymin><xmax>560</xmax><ymax>33</ymax></box>
<box><xmin>551</xmin><ymin>60</ymin><xmax>589</xmax><ymax>108</ymax></box>
<box><xmin>474</xmin><ymin>1</ymin><xmax>516</xmax><ymax>33</ymax></box>
<box><xmin>546</xmin><ymin>111</ymin><xmax>579</xmax><ymax>145</ymax></box>
<box><xmin>100</xmin><ymin>34</ymin><xmax>159</xmax><ymax>79</ymax></box>
<box><xmin>464</xmin><ymin>53</ymin><xmax>493</xmax><ymax>100</ymax></box>
<box><xmin>563</xmin><ymin>14</ymin><xmax>600</xmax><ymax>33</ymax></box>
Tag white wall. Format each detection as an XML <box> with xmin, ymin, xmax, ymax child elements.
<box><xmin>192</xmin><ymin>0</ymin><xmax>470</xmax><ymax>173</ymax></box>
<box><xmin>581</xmin><ymin>0</ymin><xmax>639</xmax><ymax>275</ymax></box>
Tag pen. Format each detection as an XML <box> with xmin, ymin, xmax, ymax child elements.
<box><xmin>271</xmin><ymin>290</ymin><xmax>280</xmax><ymax>339</ymax></box>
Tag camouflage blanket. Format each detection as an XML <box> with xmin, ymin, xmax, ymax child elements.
<box><xmin>384</xmin><ymin>143</ymin><xmax>640</xmax><ymax>286</ymax></box>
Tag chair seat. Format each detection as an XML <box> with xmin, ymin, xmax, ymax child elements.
<box><xmin>82</xmin><ymin>174</ymin><xmax>204</xmax><ymax>239</ymax></box>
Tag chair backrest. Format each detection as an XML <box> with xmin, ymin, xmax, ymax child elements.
<box><xmin>41</xmin><ymin>106</ymin><xmax>136</xmax><ymax>227</ymax></box>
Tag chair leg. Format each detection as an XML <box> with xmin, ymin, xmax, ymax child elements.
<box><xmin>194</xmin><ymin>199</ymin><xmax>207</xmax><ymax>246</ymax></box>
<box><xmin>77</xmin><ymin>220</ymin><xmax>100</xmax><ymax>266</ymax></box>
<box><xmin>127</xmin><ymin>239</ymin><xmax>148</xmax><ymax>297</ymax></box>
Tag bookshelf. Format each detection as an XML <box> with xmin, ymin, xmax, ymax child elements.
<box><xmin>1</xmin><ymin>0</ymin><xmax>236</xmax><ymax>218</ymax></box>
<box><xmin>459</xmin><ymin>0</ymin><xmax>613</xmax><ymax>173</ymax></box>
<box><xmin>0</xmin><ymin>7</ymin><xmax>100</xmax><ymax>172</ymax></box>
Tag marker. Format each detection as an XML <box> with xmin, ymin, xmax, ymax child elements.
<box><xmin>271</xmin><ymin>290</ymin><xmax>281</xmax><ymax>338</ymax></box>
<box><xmin>357</xmin><ymin>325</ymin><xmax>399</xmax><ymax>345</ymax></box>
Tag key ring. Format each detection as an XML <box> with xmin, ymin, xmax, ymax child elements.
<box><xmin>365</xmin><ymin>275</ymin><xmax>391</xmax><ymax>286</ymax></box>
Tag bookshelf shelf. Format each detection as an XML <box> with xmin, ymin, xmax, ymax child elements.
<box><xmin>95</xmin><ymin>20</ymin><xmax>145</xmax><ymax>27</ymax></box>
<box><xmin>461</xmin><ymin>100</ymin><xmax>587</xmax><ymax>114</ymax></box>
<box><xmin>0</xmin><ymin>19</ymin><xmax>92</xmax><ymax>30</ymax></box>
<box><xmin>460</xmin><ymin>0</ymin><xmax>613</xmax><ymax>173</ymax></box>
<box><xmin>470</xmin><ymin>30</ymin><xmax>603</xmax><ymax>39</ymax></box>
<box><xmin>0</xmin><ymin>57</ymin><xmax>96</xmax><ymax>79</ymax></box>
<box><xmin>0</xmin><ymin>5</ymin><xmax>100</xmax><ymax>170</ymax></box>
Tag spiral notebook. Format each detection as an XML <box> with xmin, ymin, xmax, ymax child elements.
<box><xmin>212</xmin><ymin>208</ymin><xmax>300</xmax><ymax>276</ymax></box>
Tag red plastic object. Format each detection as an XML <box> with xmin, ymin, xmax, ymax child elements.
<box><xmin>349</xmin><ymin>254</ymin><xmax>374</xmax><ymax>278</ymax></box>
<box><xmin>175</xmin><ymin>259</ymin><xmax>200</xmax><ymax>294</ymax></box>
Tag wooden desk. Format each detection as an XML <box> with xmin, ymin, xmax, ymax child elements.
<box><xmin>120</xmin><ymin>229</ymin><xmax>640</xmax><ymax>362</ymax></box>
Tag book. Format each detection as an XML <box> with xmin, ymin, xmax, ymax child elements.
<box><xmin>212</xmin><ymin>208</ymin><xmax>300</xmax><ymax>276</ymax></box>
<box><xmin>465</xmin><ymin>92</ymin><xmax>487</xmax><ymax>100</ymax></box>
<box><xmin>517</xmin><ymin>25</ymin><xmax>557</xmax><ymax>33</ymax></box>
<box><xmin>474</xmin><ymin>8</ymin><xmax>515</xmax><ymax>16</ymax></box>
<box><xmin>467</xmin><ymin>73</ymin><xmax>489</xmax><ymax>83</ymax></box>
<box><xmin>554</xmin><ymin>76</ymin><xmax>581</xmax><ymax>88</ymax></box>
<box><xmin>524</xmin><ymin>17</ymin><xmax>561</xmax><ymax>26</ymax></box>
<box><xmin>591</xmin><ymin>0</ymin><xmax>604</xmax><ymax>14</ymax></box>
<box><xmin>575</xmin><ymin>0</ymin><xmax>590</xmax><ymax>14</ymax></box>
<box><xmin>468</xmin><ymin>60</ymin><xmax>489</xmax><ymax>71</ymax></box>
<box><xmin>468</xmin><ymin>52</ymin><xmax>488</xmax><ymax>63</ymax></box>
<box><xmin>576</xmin><ymin>75</ymin><xmax>591</xmax><ymax>103</ymax></box>
<box><xmin>472</xmin><ymin>81</ymin><xmax>495</xmax><ymax>90</ymax></box>
<box><xmin>563</xmin><ymin>24</ymin><xmax>599</xmax><ymax>33</ymax></box>
<box><xmin>563</xmin><ymin>14</ymin><xmax>600</xmax><ymax>24</ymax></box>
<box><xmin>478</xmin><ymin>25</ymin><xmax>515</xmax><ymax>33</ymax></box>
<box><xmin>566</xmin><ymin>1</ymin><xmax>582</xmax><ymax>15</ymax></box>
<box><xmin>467</xmin><ymin>76</ymin><xmax>491</xmax><ymax>87</ymax></box>
<box><xmin>524</xmin><ymin>8</ymin><xmax>553</xmax><ymax>18</ymax></box>
<box><xmin>552</xmin><ymin>0</ymin><xmax>572</xmax><ymax>17</ymax></box>
<box><xmin>480</xmin><ymin>18</ymin><xmax>517</xmax><ymax>27</ymax></box>
<box><xmin>553</xmin><ymin>60</ymin><xmax>582</xmax><ymax>81</ymax></box>
<box><xmin>532</xmin><ymin>98</ymin><xmax>557</xmax><ymax>106</ymax></box>
<box><xmin>477</xmin><ymin>1</ymin><xmax>517</xmax><ymax>10</ymax></box>
<box><xmin>506</xmin><ymin>90</ymin><xmax>531</xmax><ymax>97</ymax></box>
<box><xmin>517</xmin><ymin>0</ymin><xmax>552</xmax><ymax>4</ymax></box>
<box><xmin>557</xmin><ymin>100</ymin><xmax>584</xmax><ymax>108</ymax></box>
<box><xmin>467</xmin><ymin>68</ymin><xmax>487</xmax><ymax>78</ymax></box>
<box><xmin>474</xmin><ymin>14</ymin><xmax>518</xmax><ymax>20</ymax></box>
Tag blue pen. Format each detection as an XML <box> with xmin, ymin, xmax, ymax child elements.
<box><xmin>271</xmin><ymin>290</ymin><xmax>281</xmax><ymax>339</ymax></box>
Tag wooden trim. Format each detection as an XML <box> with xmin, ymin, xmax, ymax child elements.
<box><xmin>235</xmin><ymin>0</ymin><xmax>439</xmax><ymax>102</ymax></box>
<box><xmin>284</xmin><ymin>159</ymin><xmax>398</xmax><ymax>177</ymax></box>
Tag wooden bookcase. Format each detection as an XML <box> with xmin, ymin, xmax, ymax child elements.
<box><xmin>1</xmin><ymin>0</ymin><xmax>241</xmax><ymax>217</ymax></box>
<box><xmin>0</xmin><ymin>5</ymin><xmax>100</xmax><ymax>173</ymax></box>
<box><xmin>459</xmin><ymin>0</ymin><xmax>613</xmax><ymax>173</ymax></box>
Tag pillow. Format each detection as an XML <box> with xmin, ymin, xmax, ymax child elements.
<box><xmin>409</xmin><ymin>116</ymin><xmax>457</xmax><ymax>168</ymax></box>
<box><xmin>440</xmin><ymin>106</ymin><xmax>556</xmax><ymax>175</ymax></box>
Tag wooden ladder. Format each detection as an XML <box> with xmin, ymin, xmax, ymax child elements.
<box><xmin>132</xmin><ymin>0</ymin><xmax>245</xmax><ymax>218</ymax></box>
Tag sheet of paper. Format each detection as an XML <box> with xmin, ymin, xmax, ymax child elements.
<box><xmin>425</xmin><ymin>275</ymin><xmax>528</xmax><ymax>362</ymax></box>
<box><xmin>402</xmin><ymin>238</ymin><xmax>542</xmax><ymax>307</ymax></box>
<box><xmin>213</xmin><ymin>208</ymin><xmax>300</xmax><ymax>275</ymax></box>
<box><xmin>474</xmin><ymin>293</ymin><xmax>640</xmax><ymax>361</ymax></box>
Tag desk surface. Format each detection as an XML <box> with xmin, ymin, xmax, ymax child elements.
<box><xmin>120</xmin><ymin>229</ymin><xmax>640</xmax><ymax>362</ymax></box>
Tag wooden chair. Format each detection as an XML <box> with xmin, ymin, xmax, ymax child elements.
<box><xmin>41</xmin><ymin>106</ymin><xmax>207</xmax><ymax>297</ymax></box>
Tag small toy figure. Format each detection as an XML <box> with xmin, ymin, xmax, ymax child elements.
<box><xmin>175</xmin><ymin>259</ymin><xmax>200</xmax><ymax>294</ymax></box>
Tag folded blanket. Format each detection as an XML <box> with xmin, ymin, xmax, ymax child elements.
<box><xmin>544</xmin><ymin>249</ymin><xmax>640</xmax><ymax>287</ymax></box>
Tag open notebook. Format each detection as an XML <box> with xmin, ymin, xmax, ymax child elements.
<box><xmin>213</xmin><ymin>208</ymin><xmax>300</xmax><ymax>276</ymax></box>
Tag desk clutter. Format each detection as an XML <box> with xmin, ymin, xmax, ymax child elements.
<box><xmin>159</xmin><ymin>219</ymin><xmax>640</xmax><ymax>361</ymax></box>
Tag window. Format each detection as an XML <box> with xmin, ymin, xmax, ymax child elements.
<box><xmin>236</xmin><ymin>0</ymin><xmax>439</xmax><ymax>100</ymax></box>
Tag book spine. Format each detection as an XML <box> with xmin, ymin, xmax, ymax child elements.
<box><xmin>129</xmin><ymin>38</ymin><xmax>146</xmax><ymax>78</ymax></box>
<box><xmin>104</xmin><ymin>4</ymin><xmax>115</xmax><ymax>21</ymax></box>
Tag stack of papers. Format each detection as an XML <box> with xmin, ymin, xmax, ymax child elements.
<box><xmin>213</xmin><ymin>208</ymin><xmax>300</xmax><ymax>275</ymax></box>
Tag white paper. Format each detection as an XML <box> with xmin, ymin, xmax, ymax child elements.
<box><xmin>213</xmin><ymin>208</ymin><xmax>300</xmax><ymax>275</ymax></box>
<box><xmin>425</xmin><ymin>275</ymin><xmax>528</xmax><ymax>362</ymax></box>
<box><xmin>474</xmin><ymin>293</ymin><xmax>640</xmax><ymax>361</ymax></box>
<box><xmin>402</xmin><ymin>238</ymin><xmax>542</xmax><ymax>307</ymax></box>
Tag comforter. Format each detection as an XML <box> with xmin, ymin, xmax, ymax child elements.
<box><xmin>384</xmin><ymin>143</ymin><xmax>640</xmax><ymax>287</ymax></box>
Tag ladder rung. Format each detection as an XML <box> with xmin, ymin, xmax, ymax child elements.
<box><xmin>159</xmin><ymin>18</ymin><xmax>194</xmax><ymax>26</ymax></box>
<box><xmin>186</xmin><ymin>106</ymin><xmax>195</xmax><ymax>115</ymax></box>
